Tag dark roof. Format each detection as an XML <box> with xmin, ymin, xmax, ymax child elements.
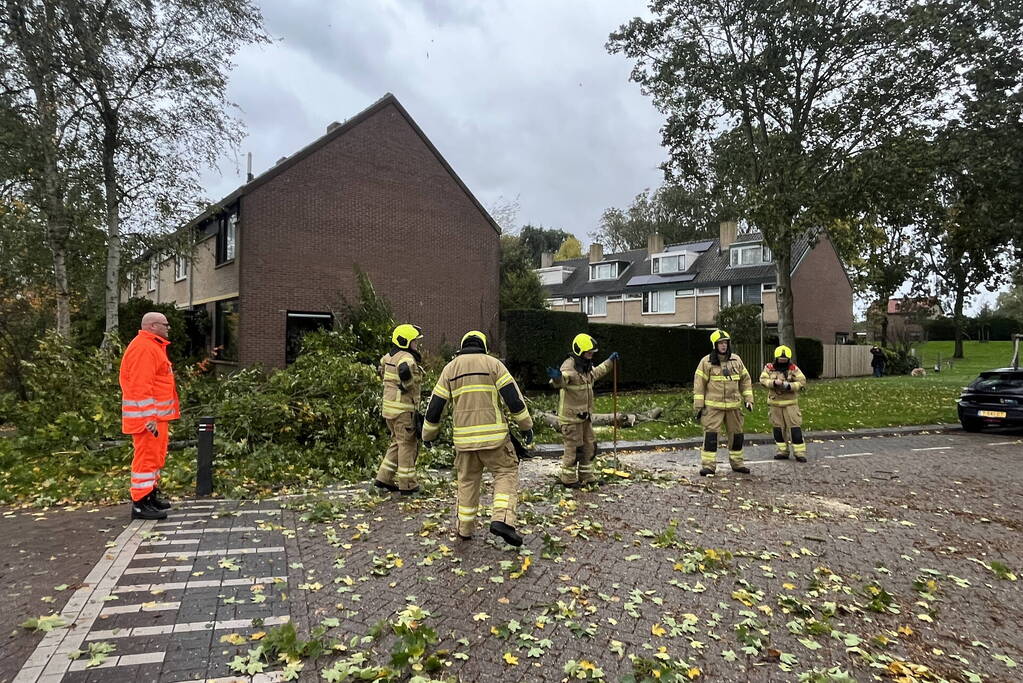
<box><xmin>543</xmin><ymin>232</ymin><xmax>817</xmax><ymax>297</ymax></box>
<box><xmin>182</xmin><ymin>93</ymin><xmax>500</xmax><ymax>235</ymax></box>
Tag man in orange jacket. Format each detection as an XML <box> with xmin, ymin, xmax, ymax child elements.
<box><xmin>119</xmin><ymin>312</ymin><xmax>180</xmax><ymax>520</ymax></box>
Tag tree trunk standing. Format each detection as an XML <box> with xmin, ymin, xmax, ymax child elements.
<box><xmin>880</xmin><ymin>308</ymin><xmax>890</xmax><ymax>348</ymax></box>
<box><xmin>952</xmin><ymin>279</ymin><xmax>966</xmax><ymax>359</ymax></box>
<box><xmin>774</xmin><ymin>237</ymin><xmax>796</xmax><ymax>349</ymax></box>
<box><xmin>101</xmin><ymin>119</ymin><xmax>121</xmax><ymax>345</ymax></box>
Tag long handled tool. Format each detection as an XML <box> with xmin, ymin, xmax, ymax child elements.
<box><xmin>612</xmin><ymin>357</ymin><xmax>620</xmax><ymax>470</ymax></box>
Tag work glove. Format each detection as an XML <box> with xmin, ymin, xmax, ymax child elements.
<box><xmin>423</xmin><ymin>440</ymin><xmax>434</xmax><ymax>449</ymax></box>
<box><xmin>745</xmin><ymin>402</ymin><xmax>754</xmax><ymax>412</ymax></box>
<box><xmin>522</xmin><ymin>428</ymin><xmax>534</xmax><ymax>445</ymax></box>
<box><xmin>773</xmin><ymin>379</ymin><xmax>784</xmax><ymax>388</ymax></box>
<box><xmin>608</xmin><ymin>351</ymin><xmax>620</xmax><ymax>362</ymax></box>
<box><xmin>783</xmin><ymin>382</ymin><xmax>792</xmax><ymax>391</ymax></box>
<box><xmin>146</xmin><ymin>421</ymin><xmax>159</xmax><ymax>437</ymax></box>
<box><xmin>546</xmin><ymin>366</ymin><xmax>562</xmax><ymax>380</ymax></box>
<box><xmin>693</xmin><ymin>407</ymin><xmax>704</xmax><ymax>422</ymax></box>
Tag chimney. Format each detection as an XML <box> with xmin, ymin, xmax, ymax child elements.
<box><xmin>275</xmin><ymin>156</ymin><xmax>288</xmax><ymax>165</ymax></box>
<box><xmin>246</xmin><ymin>152</ymin><xmax>253</xmax><ymax>182</ymax></box>
<box><xmin>719</xmin><ymin>220</ymin><xmax>738</xmax><ymax>252</ymax></box>
<box><xmin>540</xmin><ymin>252</ymin><xmax>554</xmax><ymax>269</ymax></box>
<box><xmin>327</xmin><ymin>120</ymin><xmax>342</xmax><ymax>133</ymax></box>
<box><xmin>588</xmin><ymin>243</ymin><xmax>604</xmax><ymax>263</ymax></box>
<box><xmin>647</xmin><ymin>232</ymin><xmax>665</xmax><ymax>255</ymax></box>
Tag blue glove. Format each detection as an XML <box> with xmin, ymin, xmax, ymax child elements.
<box><xmin>522</xmin><ymin>429</ymin><xmax>534</xmax><ymax>445</ymax></box>
<box><xmin>546</xmin><ymin>367</ymin><xmax>562</xmax><ymax>380</ymax></box>
<box><xmin>608</xmin><ymin>351</ymin><xmax>620</xmax><ymax>362</ymax></box>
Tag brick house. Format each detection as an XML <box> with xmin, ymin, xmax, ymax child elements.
<box><xmin>537</xmin><ymin>221</ymin><xmax>853</xmax><ymax>343</ymax></box>
<box><xmin>126</xmin><ymin>94</ymin><xmax>500</xmax><ymax>367</ymax></box>
<box><xmin>872</xmin><ymin>297</ymin><xmax>942</xmax><ymax>343</ymax></box>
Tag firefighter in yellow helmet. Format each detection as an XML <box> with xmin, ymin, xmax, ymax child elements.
<box><xmin>692</xmin><ymin>329</ymin><xmax>754</xmax><ymax>476</ymax></box>
<box><xmin>374</xmin><ymin>324</ymin><xmax>425</xmax><ymax>494</ymax></box>
<box><xmin>421</xmin><ymin>331</ymin><xmax>532</xmax><ymax>547</ymax></box>
<box><xmin>546</xmin><ymin>333</ymin><xmax>619</xmax><ymax>487</ymax></box>
<box><xmin>759</xmin><ymin>345</ymin><xmax>808</xmax><ymax>462</ymax></box>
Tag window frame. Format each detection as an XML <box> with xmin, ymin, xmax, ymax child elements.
<box><xmin>213</xmin><ymin>298</ymin><xmax>240</xmax><ymax>362</ymax></box>
<box><xmin>216</xmin><ymin>211</ymin><xmax>238</xmax><ymax>265</ymax></box>
<box><xmin>730</xmin><ymin>243</ymin><xmax>766</xmax><ymax>267</ymax></box>
<box><xmin>651</xmin><ymin>253</ymin><xmax>683</xmax><ymax>274</ymax></box>
<box><xmin>174</xmin><ymin>254</ymin><xmax>189</xmax><ymax>282</ymax></box>
<box><xmin>583</xmin><ymin>295</ymin><xmax>608</xmax><ymax>317</ymax></box>
<box><xmin>148</xmin><ymin>258</ymin><xmax>158</xmax><ymax>291</ymax></box>
<box><xmin>589</xmin><ymin>262</ymin><xmax>618</xmax><ymax>281</ymax></box>
<box><xmin>642</xmin><ymin>289</ymin><xmax>676</xmax><ymax>314</ymax></box>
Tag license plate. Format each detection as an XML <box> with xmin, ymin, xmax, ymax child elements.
<box><xmin>979</xmin><ymin>410</ymin><xmax>1006</xmax><ymax>418</ymax></box>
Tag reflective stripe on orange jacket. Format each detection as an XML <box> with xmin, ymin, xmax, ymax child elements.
<box><xmin>119</xmin><ymin>330</ymin><xmax>180</xmax><ymax>434</ymax></box>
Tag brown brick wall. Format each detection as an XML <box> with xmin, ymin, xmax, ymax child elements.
<box><xmin>238</xmin><ymin>102</ymin><xmax>499</xmax><ymax>367</ymax></box>
<box><xmin>791</xmin><ymin>235</ymin><xmax>854</xmax><ymax>342</ymax></box>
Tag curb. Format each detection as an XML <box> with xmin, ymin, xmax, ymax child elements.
<box><xmin>530</xmin><ymin>424</ymin><xmax>961</xmax><ymax>458</ymax></box>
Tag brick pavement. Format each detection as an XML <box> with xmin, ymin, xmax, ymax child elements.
<box><xmin>6</xmin><ymin>431</ymin><xmax>1022</xmax><ymax>682</ymax></box>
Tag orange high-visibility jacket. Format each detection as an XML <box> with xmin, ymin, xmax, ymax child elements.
<box><xmin>119</xmin><ymin>330</ymin><xmax>180</xmax><ymax>434</ymax></box>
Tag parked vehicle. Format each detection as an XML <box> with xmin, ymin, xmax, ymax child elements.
<box><xmin>957</xmin><ymin>335</ymin><xmax>1023</xmax><ymax>432</ymax></box>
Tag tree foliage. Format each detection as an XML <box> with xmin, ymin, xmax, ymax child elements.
<box><xmin>715</xmin><ymin>304</ymin><xmax>762</xmax><ymax>345</ymax></box>
<box><xmin>554</xmin><ymin>236</ymin><xmax>583</xmax><ymax>261</ymax></box>
<box><xmin>519</xmin><ymin>224</ymin><xmax>573</xmax><ymax>267</ymax></box>
<box><xmin>500</xmin><ymin>235</ymin><xmax>546</xmax><ymax>311</ymax></box>
<box><xmin>592</xmin><ymin>185</ymin><xmax>719</xmax><ymax>252</ymax></box>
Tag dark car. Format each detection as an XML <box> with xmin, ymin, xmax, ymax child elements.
<box><xmin>957</xmin><ymin>368</ymin><xmax>1023</xmax><ymax>432</ymax></box>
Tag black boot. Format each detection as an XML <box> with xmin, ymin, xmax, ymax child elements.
<box><xmin>731</xmin><ymin>466</ymin><xmax>751</xmax><ymax>474</ymax></box>
<box><xmin>131</xmin><ymin>497</ymin><xmax>167</xmax><ymax>520</ymax></box>
<box><xmin>373</xmin><ymin>479</ymin><xmax>399</xmax><ymax>493</ymax></box>
<box><xmin>795</xmin><ymin>455</ymin><xmax>807</xmax><ymax>463</ymax></box>
<box><xmin>399</xmin><ymin>486</ymin><xmax>421</xmax><ymax>496</ymax></box>
<box><xmin>699</xmin><ymin>467</ymin><xmax>715</xmax><ymax>476</ymax></box>
<box><xmin>150</xmin><ymin>488</ymin><xmax>172</xmax><ymax>510</ymax></box>
<box><xmin>773</xmin><ymin>453</ymin><xmax>790</xmax><ymax>460</ymax></box>
<box><xmin>489</xmin><ymin>521</ymin><xmax>523</xmax><ymax>547</ymax></box>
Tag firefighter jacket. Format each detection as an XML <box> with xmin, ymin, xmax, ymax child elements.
<box><xmin>551</xmin><ymin>356</ymin><xmax>613</xmax><ymax>425</ymax></box>
<box><xmin>759</xmin><ymin>363</ymin><xmax>807</xmax><ymax>406</ymax></box>
<box><xmin>422</xmin><ymin>349</ymin><xmax>532</xmax><ymax>450</ymax></box>
<box><xmin>119</xmin><ymin>330</ymin><xmax>180</xmax><ymax>434</ymax></box>
<box><xmin>692</xmin><ymin>353</ymin><xmax>753</xmax><ymax>411</ymax></box>
<box><xmin>379</xmin><ymin>348</ymin><xmax>423</xmax><ymax>418</ymax></box>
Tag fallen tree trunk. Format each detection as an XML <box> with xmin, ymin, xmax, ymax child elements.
<box><xmin>535</xmin><ymin>408</ymin><xmax>663</xmax><ymax>432</ymax></box>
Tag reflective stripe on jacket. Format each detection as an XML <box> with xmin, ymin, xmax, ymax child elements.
<box><xmin>692</xmin><ymin>353</ymin><xmax>753</xmax><ymax>411</ymax></box>
<box><xmin>379</xmin><ymin>349</ymin><xmax>423</xmax><ymax>418</ymax></box>
<box><xmin>119</xmin><ymin>330</ymin><xmax>180</xmax><ymax>434</ymax></box>
<box><xmin>759</xmin><ymin>363</ymin><xmax>806</xmax><ymax>406</ymax></box>
<box><xmin>551</xmin><ymin>357</ymin><xmax>612</xmax><ymax>425</ymax></box>
<box><xmin>422</xmin><ymin>350</ymin><xmax>532</xmax><ymax>450</ymax></box>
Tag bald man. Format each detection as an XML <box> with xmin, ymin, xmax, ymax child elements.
<box><xmin>119</xmin><ymin>312</ymin><xmax>180</xmax><ymax>519</ymax></box>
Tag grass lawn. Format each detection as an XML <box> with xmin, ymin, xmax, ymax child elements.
<box><xmin>529</xmin><ymin>340</ymin><xmax>1017</xmax><ymax>444</ymax></box>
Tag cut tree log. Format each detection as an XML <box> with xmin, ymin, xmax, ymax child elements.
<box><xmin>535</xmin><ymin>408</ymin><xmax>663</xmax><ymax>432</ymax></box>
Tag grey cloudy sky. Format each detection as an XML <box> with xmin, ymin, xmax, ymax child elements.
<box><xmin>200</xmin><ymin>0</ymin><xmax>665</xmax><ymax>244</ymax></box>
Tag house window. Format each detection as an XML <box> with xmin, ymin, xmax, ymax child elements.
<box><xmin>762</xmin><ymin>282</ymin><xmax>776</xmax><ymax>292</ymax></box>
<box><xmin>643</xmin><ymin>290</ymin><xmax>675</xmax><ymax>314</ymax></box>
<box><xmin>697</xmin><ymin>287</ymin><xmax>719</xmax><ymax>296</ymax></box>
<box><xmin>286</xmin><ymin>312</ymin><xmax>333</xmax><ymax>364</ymax></box>
<box><xmin>216</xmin><ymin>211</ymin><xmax>237</xmax><ymax>264</ymax></box>
<box><xmin>583</xmin><ymin>295</ymin><xmax>607</xmax><ymax>317</ymax></box>
<box><xmin>744</xmin><ymin>283</ymin><xmax>762</xmax><ymax>304</ymax></box>
<box><xmin>607</xmin><ymin>294</ymin><xmax>623</xmax><ymax>301</ymax></box>
<box><xmin>148</xmin><ymin>258</ymin><xmax>158</xmax><ymax>291</ymax></box>
<box><xmin>651</xmin><ymin>254</ymin><xmax>683</xmax><ymax>274</ymax></box>
<box><xmin>174</xmin><ymin>254</ymin><xmax>189</xmax><ymax>282</ymax></box>
<box><xmin>730</xmin><ymin>243</ymin><xmax>771</xmax><ymax>267</ymax></box>
<box><xmin>676</xmin><ymin>288</ymin><xmax>695</xmax><ymax>297</ymax></box>
<box><xmin>129</xmin><ymin>275</ymin><xmax>138</xmax><ymax>298</ymax></box>
<box><xmin>214</xmin><ymin>298</ymin><xmax>239</xmax><ymax>362</ymax></box>
<box><xmin>589</xmin><ymin>262</ymin><xmax>618</xmax><ymax>281</ymax></box>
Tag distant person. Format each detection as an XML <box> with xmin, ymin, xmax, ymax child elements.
<box><xmin>692</xmin><ymin>329</ymin><xmax>753</xmax><ymax>476</ymax></box>
<box><xmin>870</xmin><ymin>346</ymin><xmax>886</xmax><ymax>377</ymax></box>
<box><xmin>546</xmin><ymin>333</ymin><xmax>619</xmax><ymax>488</ymax></box>
<box><xmin>422</xmin><ymin>331</ymin><xmax>532</xmax><ymax>547</ymax></box>
<box><xmin>760</xmin><ymin>345</ymin><xmax>808</xmax><ymax>462</ymax></box>
<box><xmin>119</xmin><ymin>312</ymin><xmax>179</xmax><ymax>520</ymax></box>
<box><xmin>374</xmin><ymin>324</ymin><xmax>425</xmax><ymax>495</ymax></box>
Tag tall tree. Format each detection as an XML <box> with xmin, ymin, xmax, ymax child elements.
<box><xmin>592</xmin><ymin>184</ymin><xmax>719</xmax><ymax>252</ymax></box>
<box><xmin>609</xmin><ymin>0</ymin><xmax>960</xmax><ymax>347</ymax></box>
<box><xmin>554</xmin><ymin>236</ymin><xmax>583</xmax><ymax>261</ymax></box>
<box><xmin>519</xmin><ymin>224</ymin><xmax>573</xmax><ymax>267</ymax></box>
<box><xmin>59</xmin><ymin>0</ymin><xmax>269</xmax><ymax>342</ymax></box>
<box><xmin>499</xmin><ymin>235</ymin><xmax>546</xmax><ymax>311</ymax></box>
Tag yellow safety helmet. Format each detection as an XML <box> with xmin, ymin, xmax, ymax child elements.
<box><xmin>461</xmin><ymin>330</ymin><xmax>488</xmax><ymax>353</ymax></box>
<box><xmin>391</xmin><ymin>324</ymin><xmax>423</xmax><ymax>349</ymax></box>
<box><xmin>572</xmin><ymin>333</ymin><xmax>597</xmax><ymax>356</ymax></box>
<box><xmin>710</xmin><ymin>329</ymin><xmax>731</xmax><ymax>346</ymax></box>
<box><xmin>774</xmin><ymin>345</ymin><xmax>793</xmax><ymax>360</ymax></box>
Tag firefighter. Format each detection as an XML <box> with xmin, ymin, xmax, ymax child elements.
<box><xmin>693</xmin><ymin>329</ymin><xmax>753</xmax><ymax>476</ymax></box>
<box><xmin>421</xmin><ymin>331</ymin><xmax>532</xmax><ymax>547</ymax></box>
<box><xmin>760</xmin><ymin>345</ymin><xmax>808</xmax><ymax>462</ymax></box>
<box><xmin>119</xmin><ymin>312</ymin><xmax>180</xmax><ymax>520</ymax></box>
<box><xmin>374</xmin><ymin>324</ymin><xmax>425</xmax><ymax>494</ymax></box>
<box><xmin>546</xmin><ymin>334</ymin><xmax>619</xmax><ymax>487</ymax></box>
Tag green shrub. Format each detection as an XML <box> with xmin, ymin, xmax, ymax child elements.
<box><xmin>715</xmin><ymin>304</ymin><xmax>763</xmax><ymax>344</ymax></box>
<box><xmin>794</xmin><ymin>338</ymin><xmax>824</xmax><ymax>379</ymax></box>
<box><xmin>503</xmin><ymin>309</ymin><xmax>588</xmax><ymax>389</ymax></box>
<box><xmin>882</xmin><ymin>346</ymin><xmax>921</xmax><ymax>375</ymax></box>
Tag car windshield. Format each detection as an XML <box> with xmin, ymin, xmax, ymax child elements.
<box><xmin>970</xmin><ymin>374</ymin><xmax>1023</xmax><ymax>392</ymax></box>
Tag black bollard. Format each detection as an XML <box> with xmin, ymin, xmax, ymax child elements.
<box><xmin>196</xmin><ymin>416</ymin><xmax>215</xmax><ymax>496</ymax></box>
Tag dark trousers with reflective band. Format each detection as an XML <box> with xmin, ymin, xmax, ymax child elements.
<box><xmin>700</xmin><ymin>408</ymin><xmax>745</xmax><ymax>469</ymax></box>
<box><xmin>769</xmin><ymin>404</ymin><xmax>806</xmax><ymax>457</ymax></box>
<box><xmin>454</xmin><ymin>441</ymin><xmax>519</xmax><ymax>537</ymax></box>
<box><xmin>130</xmin><ymin>424</ymin><xmax>169</xmax><ymax>502</ymax></box>
<box><xmin>560</xmin><ymin>421</ymin><xmax>596</xmax><ymax>484</ymax></box>
<box><xmin>376</xmin><ymin>412</ymin><xmax>419</xmax><ymax>491</ymax></box>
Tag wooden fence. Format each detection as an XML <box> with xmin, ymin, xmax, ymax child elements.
<box><xmin>733</xmin><ymin>342</ymin><xmax>873</xmax><ymax>379</ymax></box>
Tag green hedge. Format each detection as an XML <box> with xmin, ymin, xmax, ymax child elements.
<box><xmin>503</xmin><ymin>309</ymin><xmax>707</xmax><ymax>389</ymax></box>
<box><xmin>794</xmin><ymin>338</ymin><xmax>824</xmax><ymax>379</ymax></box>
